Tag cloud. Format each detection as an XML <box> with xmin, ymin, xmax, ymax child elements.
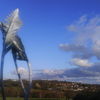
<box><xmin>59</xmin><ymin>43</ymin><xmax>88</xmax><ymax>52</ymax></box>
<box><xmin>18</xmin><ymin>67</ymin><xmax>28</xmax><ymax>75</ymax></box>
<box><xmin>12</xmin><ymin>67</ymin><xmax>29</xmax><ymax>79</ymax></box>
<box><xmin>60</xmin><ymin>15</ymin><xmax>100</xmax><ymax>68</ymax></box>
<box><xmin>68</xmin><ymin>15</ymin><xmax>100</xmax><ymax>51</ymax></box>
<box><xmin>42</xmin><ymin>69</ymin><xmax>65</xmax><ymax>75</ymax></box>
<box><xmin>67</xmin><ymin>15</ymin><xmax>100</xmax><ymax>44</ymax></box>
<box><xmin>32</xmin><ymin>65</ymin><xmax>100</xmax><ymax>84</ymax></box>
<box><xmin>59</xmin><ymin>44</ymin><xmax>93</xmax><ymax>59</ymax></box>
<box><xmin>71</xmin><ymin>58</ymin><xmax>94</xmax><ymax>67</ymax></box>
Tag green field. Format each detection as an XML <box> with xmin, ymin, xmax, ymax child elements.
<box><xmin>0</xmin><ymin>97</ymin><xmax>66</xmax><ymax>100</ymax></box>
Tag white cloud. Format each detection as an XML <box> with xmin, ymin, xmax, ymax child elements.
<box><xmin>60</xmin><ymin>15</ymin><xmax>100</xmax><ymax>67</ymax></box>
<box><xmin>42</xmin><ymin>69</ymin><xmax>65</xmax><ymax>75</ymax></box>
<box><xmin>59</xmin><ymin>43</ymin><xmax>87</xmax><ymax>52</ymax></box>
<box><xmin>92</xmin><ymin>40</ymin><xmax>100</xmax><ymax>59</ymax></box>
<box><xmin>71</xmin><ymin>58</ymin><xmax>94</xmax><ymax>67</ymax></box>
<box><xmin>12</xmin><ymin>67</ymin><xmax>29</xmax><ymax>79</ymax></box>
<box><xmin>67</xmin><ymin>15</ymin><xmax>100</xmax><ymax>47</ymax></box>
<box><xmin>32</xmin><ymin>67</ymin><xmax>100</xmax><ymax>84</ymax></box>
<box><xmin>18</xmin><ymin>67</ymin><xmax>28</xmax><ymax>76</ymax></box>
<box><xmin>59</xmin><ymin>43</ymin><xmax>93</xmax><ymax>59</ymax></box>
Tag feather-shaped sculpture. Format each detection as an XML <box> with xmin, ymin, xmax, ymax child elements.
<box><xmin>4</xmin><ymin>9</ymin><xmax>22</xmax><ymax>46</ymax></box>
<box><xmin>0</xmin><ymin>8</ymin><xmax>32</xmax><ymax>100</ymax></box>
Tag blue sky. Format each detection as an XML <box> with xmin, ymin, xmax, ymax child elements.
<box><xmin>0</xmin><ymin>0</ymin><xmax>100</xmax><ymax>83</ymax></box>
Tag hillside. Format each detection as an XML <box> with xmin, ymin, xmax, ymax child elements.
<box><xmin>1</xmin><ymin>79</ymin><xmax>100</xmax><ymax>100</ymax></box>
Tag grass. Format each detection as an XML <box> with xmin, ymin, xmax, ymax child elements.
<box><xmin>0</xmin><ymin>97</ymin><xmax>66</xmax><ymax>100</ymax></box>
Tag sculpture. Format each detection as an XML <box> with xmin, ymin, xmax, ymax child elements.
<box><xmin>0</xmin><ymin>9</ymin><xmax>32</xmax><ymax>100</ymax></box>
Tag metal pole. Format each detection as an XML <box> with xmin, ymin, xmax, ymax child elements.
<box><xmin>0</xmin><ymin>49</ymin><xmax>6</xmax><ymax>100</ymax></box>
<box><xmin>26</xmin><ymin>61</ymin><xmax>32</xmax><ymax>99</ymax></box>
<box><xmin>12</xmin><ymin>54</ymin><xmax>28</xmax><ymax>100</ymax></box>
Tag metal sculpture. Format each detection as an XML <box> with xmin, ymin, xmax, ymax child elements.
<box><xmin>0</xmin><ymin>8</ymin><xmax>32</xmax><ymax>100</ymax></box>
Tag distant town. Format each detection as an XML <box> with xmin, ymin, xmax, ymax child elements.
<box><xmin>2</xmin><ymin>79</ymin><xmax>100</xmax><ymax>99</ymax></box>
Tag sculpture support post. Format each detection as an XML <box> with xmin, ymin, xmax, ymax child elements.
<box><xmin>24</xmin><ymin>61</ymin><xmax>32</xmax><ymax>100</ymax></box>
<box><xmin>12</xmin><ymin>53</ymin><xmax>28</xmax><ymax>100</ymax></box>
<box><xmin>27</xmin><ymin>61</ymin><xmax>32</xmax><ymax>98</ymax></box>
<box><xmin>0</xmin><ymin>49</ymin><xmax>6</xmax><ymax>100</ymax></box>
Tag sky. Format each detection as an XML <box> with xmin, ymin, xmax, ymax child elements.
<box><xmin>0</xmin><ymin>0</ymin><xmax>100</xmax><ymax>83</ymax></box>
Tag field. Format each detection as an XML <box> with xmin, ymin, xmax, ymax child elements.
<box><xmin>0</xmin><ymin>98</ymin><xmax>66</xmax><ymax>100</ymax></box>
